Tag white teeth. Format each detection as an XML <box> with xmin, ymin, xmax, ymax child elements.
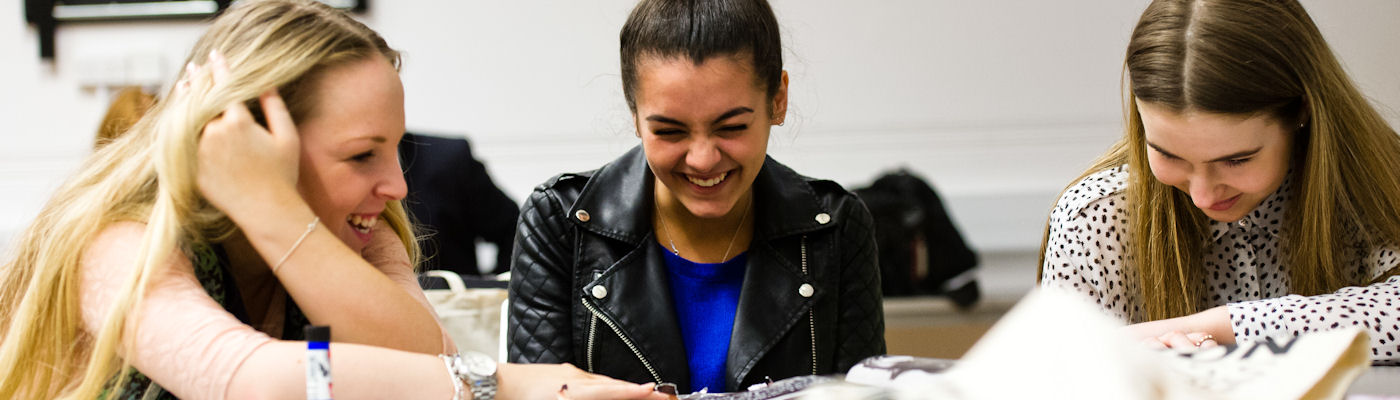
<box><xmin>687</xmin><ymin>172</ymin><xmax>728</xmax><ymax>187</ymax></box>
<box><xmin>346</xmin><ymin>214</ymin><xmax>378</xmax><ymax>234</ymax></box>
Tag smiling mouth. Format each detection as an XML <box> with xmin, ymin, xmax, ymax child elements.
<box><xmin>1208</xmin><ymin>195</ymin><xmax>1241</xmax><ymax>211</ymax></box>
<box><xmin>348</xmin><ymin>214</ymin><xmax>379</xmax><ymax>234</ymax></box>
<box><xmin>686</xmin><ymin>171</ymin><xmax>728</xmax><ymax>188</ymax></box>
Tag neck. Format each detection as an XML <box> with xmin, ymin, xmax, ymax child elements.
<box><xmin>653</xmin><ymin>183</ymin><xmax>755</xmax><ymax>263</ymax></box>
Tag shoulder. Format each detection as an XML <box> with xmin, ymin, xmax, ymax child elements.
<box><xmin>1050</xmin><ymin>165</ymin><xmax>1130</xmax><ymax>225</ymax></box>
<box><xmin>83</xmin><ymin>221</ymin><xmax>199</xmax><ymax>273</ymax></box>
<box><xmin>765</xmin><ymin>157</ymin><xmax>863</xmax><ymax>209</ymax></box>
<box><xmin>525</xmin><ymin>168</ymin><xmax>598</xmax><ymax>212</ymax></box>
<box><xmin>811</xmin><ymin>179</ymin><xmax>870</xmax><ymax>220</ymax></box>
<box><xmin>85</xmin><ymin>221</ymin><xmax>153</xmax><ymax>263</ymax></box>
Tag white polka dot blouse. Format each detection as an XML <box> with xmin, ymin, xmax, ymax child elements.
<box><xmin>1041</xmin><ymin>165</ymin><xmax>1400</xmax><ymax>364</ymax></box>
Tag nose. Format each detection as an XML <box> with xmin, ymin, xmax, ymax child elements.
<box><xmin>378</xmin><ymin>157</ymin><xmax>408</xmax><ymax>201</ymax></box>
<box><xmin>685</xmin><ymin>136</ymin><xmax>722</xmax><ymax>173</ymax></box>
<box><xmin>1186</xmin><ymin>169</ymin><xmax>1222</xmax><ymax>209</ymax></box>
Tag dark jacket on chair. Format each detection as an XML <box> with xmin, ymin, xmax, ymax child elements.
<box><xmin>507</xmin><ymin>146</ymin><xmax>885</xmax><ymax>393</ymax></box>
<box><xmin>399</xmin><ymin>133</ymin><xmax>518</xmax><ymax>276</ymax></box>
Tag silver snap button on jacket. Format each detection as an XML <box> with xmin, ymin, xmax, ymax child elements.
<box><xmin>591</xmin><ymin>285</ymin><xmax>608</xmax><ymax>299</ymax></box>
<box><xmin>575</xmin><ymin>209</ymin><xmax>591</xmax><ymax>222</ymax></box>
<box><xmin>798</xmin><ymin>283</ymin><xmax>814</xmax><ymax>298</ymax></box>
<box><xmin>815</xmin><ymin>213</ymin><xmax>831</xmax><ymax>224</ymax></box>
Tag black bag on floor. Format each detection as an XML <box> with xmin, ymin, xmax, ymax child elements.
<box><xmin>853</xmin><ymin>169</ymin><xmax>980</xmax><ymax>308</ymax></box>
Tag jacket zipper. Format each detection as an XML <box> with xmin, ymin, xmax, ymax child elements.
<box><xmin>586</xmin><ymin>272</ymin><xmax>601</xmax><ymax>373</ymax></box>
<box><xmin>581</xmin><ymin>297</ymin><xmax>663</xmax><ymax>383</ymax></box>
<box><xmin>586</xmin><ymin>311</ymin><xmax>598</xmax><ymax>372</ymax></box>
<box><xmin>802</xmin><ymin>236</ymin><xmax>817</xmax><ymax>375</ymax></box>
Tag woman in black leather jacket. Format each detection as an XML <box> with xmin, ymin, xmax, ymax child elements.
<box><xmin>507</xmin><ymin>0</ymin><xmax>885</xmax><ymax>393</ymax></box>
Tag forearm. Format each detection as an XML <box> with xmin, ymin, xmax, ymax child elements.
<box><xmin>241</xmin><ymin>201</ymin><xmax>443</xmax><ymax>354</ymax></box>
<box><xmin>1128</xmin><ymin>305</ymin><xmax>1235</xmax><ymax>345</ymax></box>
<box><xmin>227</xmin><ymin>341</ymin><xmax>453</xmax><ymax>400</ymax></box>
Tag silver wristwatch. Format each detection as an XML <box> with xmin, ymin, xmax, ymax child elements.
<box><xmin>448</xmin><ymin>351</ymin><xmax>497</xmax><ymax>400</ymax></box>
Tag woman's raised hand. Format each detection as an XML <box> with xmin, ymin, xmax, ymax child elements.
<box><xmin>194</xmin><ymin>50</ymin><xmax>304</xmax><ymax>222</ymax></box>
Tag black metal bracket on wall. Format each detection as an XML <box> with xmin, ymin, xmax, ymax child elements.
<box><xmin>24</xmin><ymin>0</ymin><xmax>56</xmax><ymax>59</ymax></box>
<box><xmin>23</xmin><ymin>0</ymin><xmax>366</xmax><ymax>61</ymax></box>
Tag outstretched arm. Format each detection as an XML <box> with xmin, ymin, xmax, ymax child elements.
<box><xmin>81</xmin><ymin>222</ymin><xmax>665</xmax><ymax>400</ymax></box>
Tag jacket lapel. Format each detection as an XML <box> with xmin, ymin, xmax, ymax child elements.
<box><xmin>583</xmin><ymin>239</ymin><xmax>690</xmax><ymax>388</ymax></box>
<box><xmin>725</xmin><ymin>157</ymin><xmax>834</xmax><ymax>389</ymax></box>
<box><xmin>570</xmin><ymin>147</ymin><xmax>690</xmax><ymax>386</ymax></box>
<box><xmin>725</xmin><ymin>238</ymin><xmax>817</xmax><ymax>391</ymax></box>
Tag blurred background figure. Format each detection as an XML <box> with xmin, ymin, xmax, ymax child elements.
<box><xmin>93</xmin><ymin>86</ymin><xmax>155</xmax><ymax>149</ymax></box>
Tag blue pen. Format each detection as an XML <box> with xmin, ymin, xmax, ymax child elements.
<box><xmin>305</xmin><ymin>325</ymin><xmax>333</xmax><ymax>400</ymax></box>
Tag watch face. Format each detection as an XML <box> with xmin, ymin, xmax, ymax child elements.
<box><xmin>462</xmin><ymin>352</ymin><xmax>497</xmax><ymax>377</ymax></box>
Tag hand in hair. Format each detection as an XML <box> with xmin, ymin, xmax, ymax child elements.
<box><xmin>195</xmin><ymin>49</ymin><xmax>304</xmax><ymax>223</ymax></box>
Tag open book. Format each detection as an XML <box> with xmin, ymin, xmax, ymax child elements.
<box><xmin>839</xmin><ymin>289</ymin><xmax>1372</xmax><ymax>400</ymax></box>
<box><xmin>668</xmin><ymin>289</ymin><xmax>1370</xmax><ymax>399</ymax></box>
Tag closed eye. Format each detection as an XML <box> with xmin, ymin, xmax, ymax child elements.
<box><xmin>719</xmin><ymin>124</ymin><xmax>748</xmax><ymax>132</ymax></box>
<box><xmin>349</xmin><ymin>150</ymin><xmax>374</xmax><ymax>163</ymax></box>
<box><xmin>653</xmin><ymin>128</ymin><xmax>685</xmax><ymax>136</ymax></box>
<box><xmin>1223</xmin><ymin>158</ymin><xmax>1251</xmax><ymax>167</ymax></box>
<box><xmin>1151</xmin><ymin>147</ymin><xmax>1181</xmax><ymax>160</ymax></box>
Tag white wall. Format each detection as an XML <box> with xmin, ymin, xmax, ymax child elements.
<box><xmin>2</xmin><ymin>1</ymin><xmax>1398</xmax><ymax>254</ymax></box>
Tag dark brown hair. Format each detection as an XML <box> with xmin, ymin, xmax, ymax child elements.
<box><xmin>619</xmin><ymin>0</ymin><xmax>783</xmax><ymax>112</ymax></box>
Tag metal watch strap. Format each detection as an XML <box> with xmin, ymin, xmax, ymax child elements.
<box><xmin>459</xmin><ymin>352</ymin><xmax>497</xmax><ymax>400</ymax></box>
<box><xmin>467</xmin><ymin>375</ymin><xmax>497</xmax><ymax>400</ymax></box>
<box><xmin>438</xmin><ymin>354</ymin><xmax>467</xmax><ymax>400</ymax></box>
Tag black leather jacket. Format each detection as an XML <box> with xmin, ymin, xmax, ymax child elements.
<box><xmin>507</xmin><ymin>146</ymin><xmax>885</xmax><ymax>393</ymax></box>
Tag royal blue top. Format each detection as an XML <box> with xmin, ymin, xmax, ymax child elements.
<box><xmin>661</xmin><ymin>244</ymin><xmax>748</xmax><ymax>393</ymax></box>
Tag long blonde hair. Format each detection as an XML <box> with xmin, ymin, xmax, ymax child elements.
<box><xmin>0</xmin><ymin>1</ymin><xmax>418</xmax><ymax>398</ymax></box>
<box><xmin>1039</xmin><ymin>0</ymin><xmax>1400</xmax><ymax>322</ymax></box>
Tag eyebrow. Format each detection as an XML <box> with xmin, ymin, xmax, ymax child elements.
<box><xmin>1147</xmin><ymin>141</ymin><xmax>1262</xmax><ymax>162</ymax></box>
<box><xmin>645</xmin><ymin>107</ymin><xmax>754</xmax><ymax>126</ymax></box>
<box><xmin>345</xmin><ymin>135</ymin><xmax>389</xmax><ymax>144</ymax></box>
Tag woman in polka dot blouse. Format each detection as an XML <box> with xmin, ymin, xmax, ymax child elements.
<box><xmin>1039</xmin><ymin>0</ymin><xmax>1400</xmax><ymax>364</ymax></box>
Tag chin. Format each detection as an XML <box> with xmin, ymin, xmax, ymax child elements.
<box><xmin>1199</xmin><ymin>205</ymin><xmax>1251</xmax><ymax>223</ymax></box>
<box><xmin>679</xmin><ymin>200</ymin><xmax>736</xmax><ymax>219</ymax></box>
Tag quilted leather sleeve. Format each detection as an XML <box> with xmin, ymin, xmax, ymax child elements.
<box><xmin>507</xmin><ymin>187</ymin><xmax>576</xmax><ymax>363</ymax></box>
<box><xmin>834</xmin><ymin>195</ymin><xmax>887</xmax><ymax>371</ymax></box>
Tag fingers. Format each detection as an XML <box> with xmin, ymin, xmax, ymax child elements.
<box><xmin>558</xmin><ymin>382</ymin><xmax>667</xmax><ymax>400</ymax></box>
<box><xmin>1159</xmin><ymin>331</ymin><xmax>1196</xmax><ymax>349</ymax></box>
<box><xmin>1150</xmin><ymin>331</ymin><xmax>1220</xmax><ymax>350</ymax></box>
<box><xmin>1140</xmin><ymin>337</ymin><xmax>1168</xmax><ymax>351</ymax></box>
<box><xmin>259</xmin><ymin>89</ymin><xmax>296</xmax><ymax>138</ymax></box>
<box><xmin>1186</xmin><ymin>332</ymin><xmax>1218</xmax><ymax>349</ymax></box>
<box><xmin>208</xmin><ymin>49</ymin><xmax>231</xmax><ymax>85</ymax></box>
<box><xmin>177</xmin><ymin>62</ymin><xmax>201</xmax><ymax>94</ymax></box>
<box><xmin>205</xmin><ymin>50</ymin><xmax>253</xmax><ymax>123</ymax></box>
